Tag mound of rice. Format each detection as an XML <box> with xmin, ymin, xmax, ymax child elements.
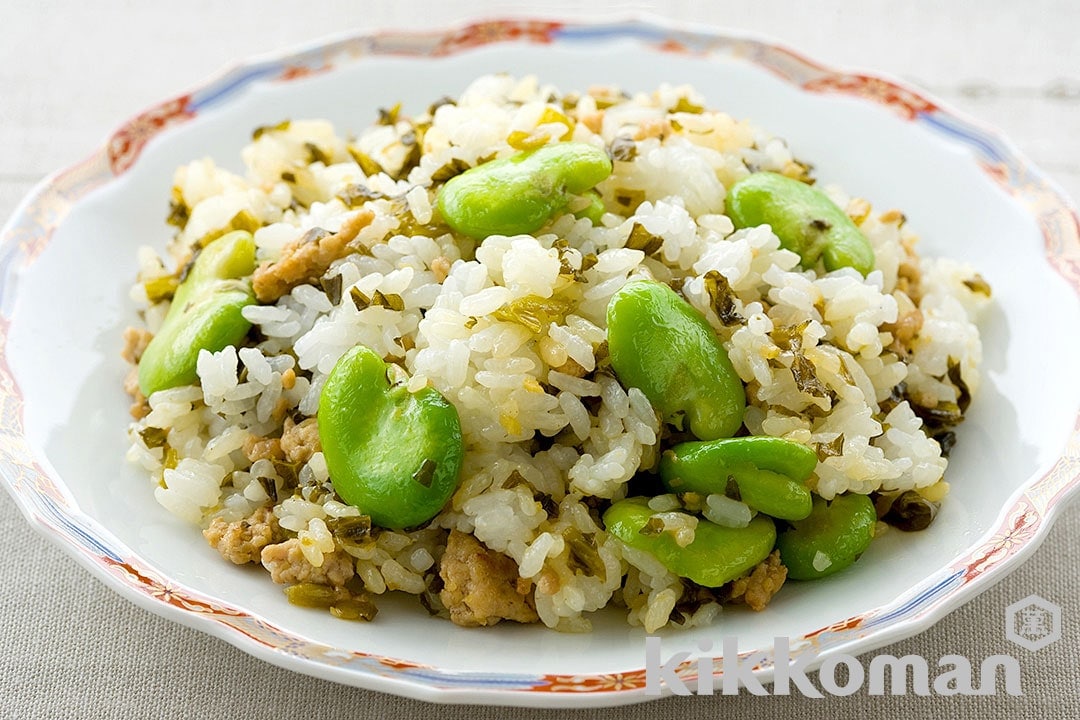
<box><xmin>124</xmin><ymin>74</ymin><xmax>990</xmax><ymax>633</ymax></box>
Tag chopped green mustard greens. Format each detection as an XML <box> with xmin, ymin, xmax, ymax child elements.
<box><xmin>143</xmin><ymin>275</ymin><xmax>180</xmax><ymax>304</ymax></box>
<box><xmin>815</xmin><ymin>434</ymin><xmax>845</xmax><ymax>461</ymax></box>
<box><xmin>252</xmin><ymin>119</ymin><xmax>291</xmax><ymax>140</ymax></box>
<box><xmin>609</xmin><ymin>136</ymin><xmax>638</xmax><ymax>162</ymax></box>
<box><xmin>962</xmin><ymin>274</ymin><xmax>992</xmax><ymax>297</ymax></box>
<box><xmin>491</xmin><ymin>295</ymin><xmax>572</xmax><ymax>334</ymax></box>
<box><xmin>671</xmin><ymin>96</ymin><xmax>705</xmax><ymax>114</ymax></box>
<box><xmin>411</xmin><ymin>458</ymin><xmax>437</xmax><ymax>488</ymax></box>
<box><xmin>139</xmin><ymin>426</ymin><xmax>168</xmax><ymax>449</ymax></box>
<box><xmin>625</xmin><ymin>223</ymin><xmax>662</xmax><ymax>256</ymax></box>
<box><xmin>883</xmin><ymin>490</ymin><xmax>939</xmax><ymax>532</ymax></box>
<box><xmin>638</xmin><ymin>516</ymin><xmax>666</xmax><ymax>537</ymax></box>
<box><xmin>326</xmin><ymin>515</ymin><xmax>372</xmax><ymax>542</ymax></box>
<box><xmin>320</xmin><ymin>274</ymin><xmax>343</xmax><ymax>306</ymax></box>
<box><xmin>195</xmin><ymin>210</ymin><xmax>261</xmax><ymax>248</ymax></box>
<box><xmin>701</xmin><ymin>270</ymin><xmax>743</xmax><ymax>326</ymax></box>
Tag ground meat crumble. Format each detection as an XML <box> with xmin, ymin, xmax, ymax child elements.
<box><xmin>726</xmin><ymin>550</ymin><xmax>788</xmax><ymax>612</ymax></box>
<box><xmin>260</xmin><ymin>537</ymin><xmax>355</xmax><ymax>587</ymax></box>
<box><xmin>121</xmin><ymin>327</ymin><xmax>153</xmax><ymax>364</ymax></box>
<box><xmin>438</xmin><ymin>530</ymin><xmax>538</xmax><ymax>627</ymax></box>
<box><xmin>252</xmin><ymin>208</ymin><xmax>374</xmax><ymax>302</ymax></box>
<box><xmin>280</xmin><ymin>416</ymin><xmax>320</xmax><ymax>465</ymax></box>
<box><xmin>243</xmin><ymin>435</ymin><xmax>284</xmax><ymax>463</ymax></box>
<box><xmin>121</xmin><ymin>327</ymin><xmax>154</xmax><ymax>419</ymax></box>
<box><xmin>203</xmin><ymin>505</ymin><xmax>280</xmax><ymax>565</ymax></box>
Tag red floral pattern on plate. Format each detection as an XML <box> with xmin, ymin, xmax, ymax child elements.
<box><xmin>539</xmin><ymin>671</ymin><xmax>649</xmax><ymax>693</ymax></box>
<box><xmin>280</xmin><ymin>63</ymin><xmax>329</xmax><ymax>82</ymax></box>
<box><xmin>433</xmin><ymin>19</ymin><xmax>562</xmax><ymax>56</ymax></box>
<box><xmin>958</xmin><ymin>501</ymin><xmax>1041</xmax><ymax>583</ymax></box>
<box><xmin>803</xmin><ymin>73</ymin><xmax>939</xmax><ymax>119</ymax></box>
<box><xmin>106</xmin><ymin>95</ymin><xmax>194</xmax><ymax>175</ymax></box>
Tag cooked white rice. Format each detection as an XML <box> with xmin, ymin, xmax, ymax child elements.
<box><xmin>125</xmin><ymin>74</ymin><xmax>990</xmax><ymax>632</ymax></box>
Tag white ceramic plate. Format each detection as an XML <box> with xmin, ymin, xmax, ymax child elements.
<box><xmin>2</xmin><ymin>17</ymin><xmax>1079</xmax><ymax>708</ymax></box>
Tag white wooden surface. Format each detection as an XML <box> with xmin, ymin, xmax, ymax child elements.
<box><xmin>1</xmin><ymin>1</ymin><xmax>1077</xmax><ymax>718</ymax></box>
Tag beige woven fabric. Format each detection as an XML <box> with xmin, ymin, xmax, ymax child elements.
<box><xmin>1</xmin><ymin>1</ymin><xmax>1077</xmax><ymax>717</ymax></box>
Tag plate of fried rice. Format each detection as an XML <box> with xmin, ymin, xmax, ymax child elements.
<box><xmin>2</xmin><ymin>17</ymin><xmax>1079</xmax><ymax>707</ymax></box>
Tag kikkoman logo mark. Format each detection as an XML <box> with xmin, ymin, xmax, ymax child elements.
<box><xmin>1005</xmin><ymin>594</ymin><xmax>1061</xmax><ymax>652</ymax></box>
<box><xmin>644</xmin><ymin>595</ymin><xmax>1062</xmax><ymax>697</ymax></box>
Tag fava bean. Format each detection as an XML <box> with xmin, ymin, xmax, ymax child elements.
<box><xmin>660</xmin><ymin>436</ymin><xmax>817</xmax><ymax>521</ymax></box>
<box><xmin>776</xmin><ymin>493</ymin><xmax>876</xmax><ymax>580</ymax></box>
<box><xmin>137</xmin><ymin>230</ymin><xmax>256</xmax><ymax>396</ymax></box>
<box><xmin>727</xmin><ymin>172</ymin><xmax>875</xmax><ymax>275</ymax></box>
<box><xmin>573</xmin><ymin>190</ymin><xmax>606</xmax><ymax>224</ymax></box>
<box><xmin>318</xmin><ymin>345</ymin><xmax>464</xmax><ymax>530</ymax></box>
<box><xmin>606</xmin><ymin>280</ymin><xmax>745</xmax><ymax>440</ymax></box>
<box><xmin>435</xmin><ymin>142</ymin><xmax>612</xmax><ymax>239</ymax></box>
<box><xmin>603</xmin><ymin>497</ymin><xmax>776</xmax><ymax>587</ymax></box>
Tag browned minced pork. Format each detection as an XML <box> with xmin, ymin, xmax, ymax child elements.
<box><xmin>553</xmin><ymin>357</ymin><xmax>588</xmax><ymax>378</ymax></box>
<box><xmin>122</xmin><ymin>367</ymin><xmax>140</xmax><ymax>398</ymax></box>
<box><xmin>845</xmin><ymin>197</ymin><xmax>871</xmax><ymax>225</ymax></box>
<box><xmin>430</xmin><ymin>255</ymin><xmax>452</xmax><ymax>283</ymax></box>
<box><xmin>252</xmin><ymin>208</ymin><xmax>374</xmax><ymax>302</ymax></box>
<box><xmin>260</xmin><ymin>538</ymin><xmax>355</xmax><ymax>587</ymax></box>
<box><xmin>887</xmin><ymin>307</ymin><xmax>924</xmax><ymax>346</ymax></box>
<box><xmin>243</xmin><ymin>434</ymin><xmax>284</xmax><ymax>463</ymax></box>
<box><xmin>280</xmin><ymin>416</ymin><xmax>321</xmax><ymax>465</ymax></box>
<box><xmin>896</xmin><ymin>237</ymin><xmax>924</xmax><ymax>306</ymax></box>
<box><xmin>203</xmin><ymin>506</ymin><xmax>279</xmax><ymax>565</ymax></box>
<box><xmin>121</xmin><ymin>327</ymin><xmax>154</xmax><ymax>419</ymax></box>
<box><xmin>883</xmin><ymin>305</ymin><xmax>925</xmax><ymax>359</ymax></box>
<box><xmin>726</xmin><ymin>551</ymin><xmax>788</xmax><ymax>612</ymax></box>
<box><xmin>122</xmin><ymin>367</ymin><xmax>150</xmax><ymax>420</ymax></box>
<box><xmin>579</xmin><ymin>111</ymin><xmax>603</xmax><ymax>135</ymax></box>
<box><xmin>439</xmin><ymin>530</ymin><xmax>539</xmax><ymax>627</ymax></box>
<box><xmin>631</xmin><ymin>116</ymin><xmax>670</xmax><ymax>141</ymax></box>
<box><xmin>121</xmin><ymin>326</ymin><xmax>153</xmax><ymax>364</ymax></box>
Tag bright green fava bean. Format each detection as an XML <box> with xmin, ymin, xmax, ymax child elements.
<box><xmin>573</xmin><ymin>190</ymin><xmax>606</xmax><ymax>225</ymax></box>
<box><xmin>727</xmin><ymin>172</ymin><xmax>875</xmax><ymax>275</ymax></box>
<box><xmin>776</xmin><ymin>494</ymin><xmax>877</xmax><ymax>580</ymax></box>
<box><xmin>435</xmin><ymin>142</ymin><xmax>612</xmax><ymax>239</ymax></box>
<box><xmin>660</xmin><ymin>436</ymin><xmax>817</xmax><ymax>521</ymax></box>
<box><xmin>603</xmin><ymin>497</ymin><xmax>776</xmax><ymax>587</ymax></box>
<box><xmin>137</xmin><ymin>231</ymin><xmax>256</xmax><ymax>396</ymax></box>
<box><xmin>319</xmin><ymin>345</ymin><xmax>464</xmax><ymax>530</ymax></box>
<box><xmin>607</xmin><ymin>280</ymin><xmax>745</xmax><ymax>440</ymax></box>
